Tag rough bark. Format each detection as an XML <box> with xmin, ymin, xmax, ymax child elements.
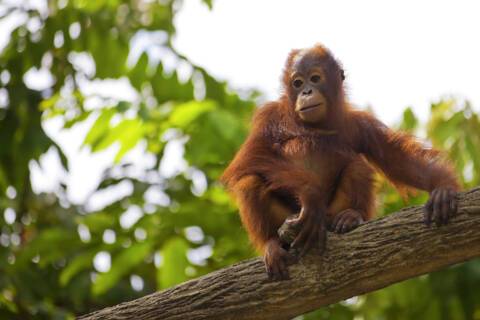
<box><xmin>79</xmin><ymin>187</ymin><xmax>480</xmax><ymax>320</ymax></box>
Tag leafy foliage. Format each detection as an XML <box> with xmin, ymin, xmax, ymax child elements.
<box><xmin>0</xmin><ymin>1</ymin><xmax>479</xmax><ymax>319</ymax></box>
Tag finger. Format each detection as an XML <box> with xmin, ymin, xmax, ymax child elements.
<box><xmin>341</xmin><ymin>217</ymin><xmax>358</xmax><ymax>233</ymax></box>
<box><xmin>332</xmin><ymin>212</ymin><xmax>344</xmax><ymax>229</ymax></box>
<box><xmin>296</xmin><ymin>208</ymin><xmax>308</xmax><ymax>222</ymax></box>
<box><xmin>280</xmin><ymin>248</ymin><xmax>298</xmax><ymax>264</ymax></box>
<box><xmin>278</xmin><ymin>259</ymin><xmax>289</xmax><ymax>280</ymax></box>
<box><xmin>340</xmin><ymin>215</ymin><xmax>357</xmax><ymax>233</ymax></box>
<box><xmin>287</xmin><ymin>210</ymin><xmax>307</xmax><ymax>228</ymax></box>
<box><xmin>451</xmin><ymin>197</ymin><xmax>458</xmax><ymax>216</ymax></box>
<box><xmin>291</xmin><ymin>224</ymin><xmax>311</xmax><ymax>249</ymax></box>
<box><xmin>284</xmin><ymin>252</ymin><xmax>298</xmax><ymax>264</ymax></box>
<box><xmin>444</xmin><ymin>189</ymin><xmax>454</xmax><ymax>224</ymax></box>
<box><xmin>441</xmin><ymin>189</ymin><xmax>450</xmax><ymax>225</ymax></box>
<box><xmin>265</xmin><ymin>261</ymin><xmax>273</xmax><ymax>280</ymax></box>
<box><xmin>423</xmin><ymin>205</ymin><xmax>432</xmax><ymax>227</ymax></box>
<box><xmin>299</xmin><ymin>230</ymin><xmax>316</xmax><ymax>257</ymax></box>
<box><xmin>426</xmin><ymin>189</ymin><xmax>436</xmax><ymax>210</ymax></box>
<box><xmin>329</xmin><ymin>217</ymin><xmax>339</xmax><ymax>233</ymax></box>
<box><xmin>299</xmin><ymin>221</ymin><xmax>316</xmax><ymax>257</ymax></box>
<box><xmin>286</xmin><ymin>217</ymin><xmax>301</xmax><ymax>228</ymax></box>
<box><xmin>340</xmin><ymin>216</ymin><xmax>355</xmax><ymax>233</ymax></box>
<box><xmin>318</xmin><ymin>224</ymin><xmax>327</xmax><ymax>254</ymax></box>
<box><xmin>424</xmin><ymin>202</ymin><xmax>433</xmax><ymax>227</ymax></box>
<box><xmin>334</xmin><ymin>219</ymin><xmax>342</xmax><ymax>234</ymax></box>
<box><xmin>272</xmin><ymin>262</ymin><xmax>281</xmax><ymax>280</ymax></box>
<box><xmin>335</xmin><ymin>214</ymin><xmax>349</xmax><ymax>233</ymax></box>
<box><xmin>424</xmin><ymin>190</ymin><xmax>436</xmax><ymax>226</ymax></box>
<box><xmin>433</xmin><ymin>191</ymin><xmax>442</xmax><ymax>227</ymax></box>
<box><xmin>357</xmin><ymin>214</ymin><xmax>365</xmax><ymax>224</ymax></box>
<box><xmin>449</xmin><ymin>190</ymin><xmax>458</xmax><ymax>215</ymax></box>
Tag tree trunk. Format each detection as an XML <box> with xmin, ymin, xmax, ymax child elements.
<box><xmin>79</xmin><ymin>187</ymin><xmax>480</xmax><ymax>320</ymax></box>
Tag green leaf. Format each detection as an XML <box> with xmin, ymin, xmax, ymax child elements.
<box><xmin>114</xmin><ymin>126</ymin><xmax>144</xmax><ymax>163</ymax></box>
<box><xmin>64</xmin><ymin>110</ymin><xmax>92</xmax><ymax>129</ymax></box>
<box><xmin>89</xmin><ymin>31</ymin><xmax>129</xmax><ymax>78</ymax></box>
<box><xmin>158</xmin><ymin>237</ymin><xmax>189</xmax><ymax>289</ymax></box>
<box><xmin>169</xmin><ymin>101</ymin><xmax>216</xmax><ymax>128</ymax></box>
<box><xmin>208</xmin><ymin>109</ymin><xmax>241</xmax><ymax>141</ymax></box>
<box><xmin>202</xmin><ymin>0</ymin><xmax>214</xmax><ymax>10</ymax></box>
<box><xmin>400</xmin><ymin>107</ymin><xmax>418</xmax><ymax>131</ymax></box>
<box><xmin>17</xmin><ymin>228</ymin><xmax>79</xmax><ymax>266</ymax></box>
<box><xmin>60</xmin><ymin>250</ymin><xmax>97</xmax><ymax>286</ymax></box>
<box><xmin>201</xmin><ymin>70</ymin><xmax>227</xmax><ymax>103</ymax></box>
<box><xmin>92</xmin><ymin>241</ymin><xmax>152</xmax><ymax>296</ymax></box>
<box><xmin>73</xmin><ymin>0</ymin><xmax>101</xmax><ymax>10</ymax></box>
<box><xmin>184</xmin><ymin>108</ymin><xmax>245</xmax><ymax>168</ymax></box>
<box><xmin>84</xmin><ymin>109</ymin><xmax>116</xmax><ymax>147</ymax></box>
<box><xmin>128</xmin><ymin>52</ymin><xmax>149</xmax><ymax>91</ymax></box>
<box><xmin>92</xmin><ymin>118</ymin><xmax>143</xmax><ymax>154</ymax></box>
<box><xmin>151</xmin><ymin>63</ymin><xmax>194</xmax><ymax>104</ymax></box>
<box><xmin>465</xmin><ymin>136</ymin><xmax>480</xmax><ymax>183</ymax></box>
<box><xmin>78</xmin><ymin>212</ymin><xmax>116</xmax><ymax>231</ymax></box>
<box><xmin>52</xmin><ymin>143</ymin><xmax>69</xmax><ymax>170</ymax></box>
<box><xmin>428</xmin><ymin>111</ymin><xmax>464</xmax><ymax>146</ymax></box>
<box><xmin>0</xmin><ymin>294</ymin><xmax>18</xmax><ymax>313</ymax></box>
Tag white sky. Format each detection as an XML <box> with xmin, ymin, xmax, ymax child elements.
<box><xmin>4</xmin><ymin>0</ymin><xmax>480</xmax><ymax>205</ymax></box>
<box><xmin>173</xmin><ymin>0</ymin><xmax>480</xmax><ymax>124</ymax></box>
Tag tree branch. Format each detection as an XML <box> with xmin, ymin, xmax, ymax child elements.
<box><xmin>80</xmin><ymin>187</ymin><xmax>480</xmax><ymax>320</ymax></box>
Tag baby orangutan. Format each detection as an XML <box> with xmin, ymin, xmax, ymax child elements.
<box><xmin>221</xmin><ymin>44</ymin><xmax>459</xmax><ymax>280</ymax></box>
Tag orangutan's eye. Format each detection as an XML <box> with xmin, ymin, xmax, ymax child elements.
<box><xmin>292</xmin><ymin>78</ymin><xmax>303</xmax><ymax>88</ymax></box>
<box><xmin>310</xmin><ymin>74</ymin><xmax>322</xmax><ymax>83</ymax></box>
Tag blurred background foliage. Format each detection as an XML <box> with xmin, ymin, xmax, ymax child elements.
<box><xmin>0</xmin><ymin>1</ymin><xmax>479</xmax><ymax>319</ymax></box>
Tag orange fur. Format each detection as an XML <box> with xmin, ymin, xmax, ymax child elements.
<box><xmin>221</xmin><ymin>44</ymin><xmax>459</xmax><ymax>253</ymax></box>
